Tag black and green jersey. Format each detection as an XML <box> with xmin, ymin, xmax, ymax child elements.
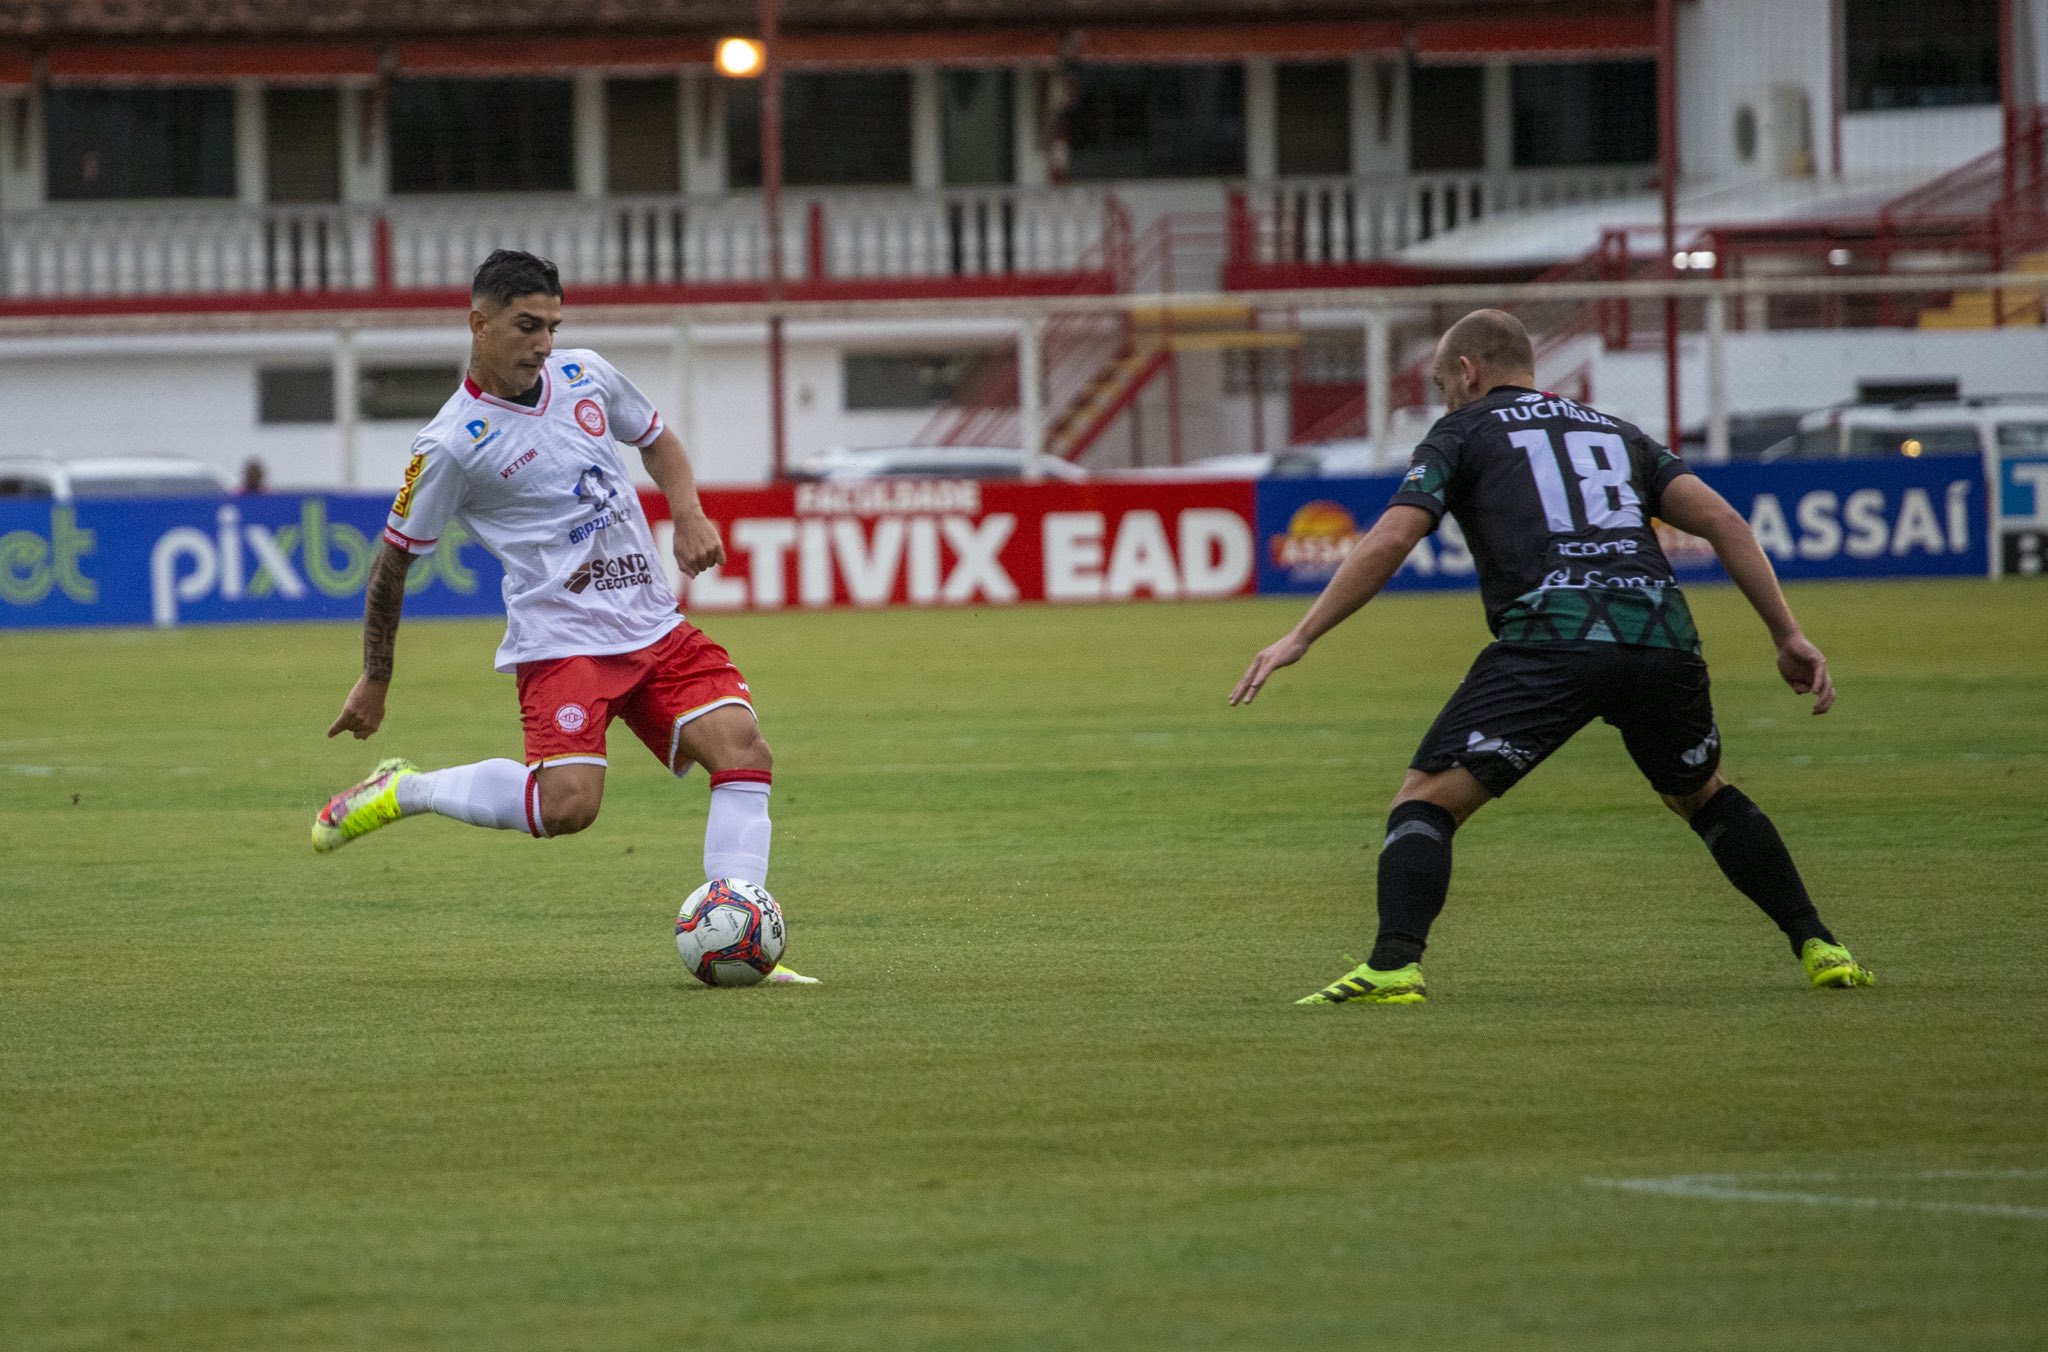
<box><xmin>1388</xmin><ymin>386</ymin><xmax>1700</xmax><ymax>652</ymax></box>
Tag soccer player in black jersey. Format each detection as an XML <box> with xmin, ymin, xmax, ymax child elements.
<box><xmin>1231</xmin><ymin>309</ymin><xmax>1873</xmax><ymax>1004</ymax></box>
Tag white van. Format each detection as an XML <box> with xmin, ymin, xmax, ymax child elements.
<box><xmin>1762</xmin><ymin>399</ymin><xmax>2048</xmax><ymax>462</ymax></box>
<box><xmin>0</xmin><ymin>456</ymin><xmax>235</xmax><ymax>501</ymax></box>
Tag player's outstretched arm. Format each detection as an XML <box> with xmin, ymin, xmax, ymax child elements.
<box><xmin>640</xmin><ymin>427</ymin><xmax>724</xmax><ymax>579</ymax></box>
<box><xmin>1657</xmin><ymin>475</ymin><xmax>1834</xmax><ymax>714</ymax></box>
<box><xmin>1229</xmin><ymin>505</ymin><xmax>1434</xmax><ymax>707</ymax></box>
<box><xmin>328</xmin><ymin>542</ymin><xmax>415</xmax><ymax>739</ymax></box>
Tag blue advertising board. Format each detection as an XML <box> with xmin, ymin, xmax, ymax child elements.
<box><xmin>0</xmin><ymin>494</ymin><xmax>505</xmax><ymax>630</ymax></box>
<box><xmin>1254</xmin><ymin>452</ymin><xmax>1988</xmax><ymax>596</ymax></box>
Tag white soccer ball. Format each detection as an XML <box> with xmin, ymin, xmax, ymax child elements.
<box><xmin>675</xmin><ymin>878</ymin><xmax>786</xmax><ymax>987</ymax></box>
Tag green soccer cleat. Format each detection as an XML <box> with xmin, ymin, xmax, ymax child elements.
<box><xmin>763</xmin><ymin>965</ymin><xmax>820</xmax><ymax>985</ymax></box>
<box><xmin>312</xmin><ymin>757</ymin><xmax>418</xmax><ymax>854</ymax></box>
<box><xmin>1297</xmin><ymin>958</ymin><xmax>1427</xmax><ymax>1006</ymax></box>
<box><xmin>1801</xmin><ymin>938</ymin><xmax>1875</xmax><ymax>989</ymax></box>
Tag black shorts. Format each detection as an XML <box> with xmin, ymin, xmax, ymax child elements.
<box><xmin>1410</xmin><ymin>641</ymin><xmax>1721</xmax><ymax>798</ymax></box>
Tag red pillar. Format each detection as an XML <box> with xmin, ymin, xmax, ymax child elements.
<box><xmin>761</xmin><ymin>0</ymin><xmax>788</xmax><ymax>481</ymax></box>
<box><xmin>1658</xmin><ymin>0</ymin><xmax>1680</xmax><ymax>453</ymax></box>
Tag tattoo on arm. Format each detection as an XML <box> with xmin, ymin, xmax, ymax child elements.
<box><xmin>362</xmin><ymin>545</ymin><xmax>412</xmax><ymax>682</ymax></box>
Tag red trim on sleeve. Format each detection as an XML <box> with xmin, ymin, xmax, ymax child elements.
<box><xmin>709</xmin><ymin>769</ymin><xmax>773</xmax><ymax>789</ymax></box>
<box><xmin>383</xmin><ymin>525</ymin><xmax>438</xmax><ymax>552</ymax></box>
<box><xmin>631</xmin><ymin>411</ymin><xmax>663</xmax><ymax>446</ymax></box>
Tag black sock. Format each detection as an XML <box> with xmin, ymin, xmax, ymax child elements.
<box><xmin>1369</xmin><ymin>800</ymin><xmax>1458</xmax><ymax>969</ymax></box>
<box><xmin>1687</xmin><ymin>785</ymin><xmax>1835</xmax><ymax>955</ymax></box>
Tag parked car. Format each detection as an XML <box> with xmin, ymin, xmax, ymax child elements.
<box><xmin>1104</xmin><ymin>440</ymin><xmax>1386</xmax><ymax>481</ymax></box>
<box><xmin>1759</xmin><ymin>399</ymin><xmax>2048</xmax><ymax>462</ymax></box>
<box><xmin>0</xmin><ymin>456</ymin><xmax>235</xmax><ymax>501</ymax></box>
<box><xmin>790</xmin><ymin>446</ymin><xmax>1088</xmax><ymax>482</ymax></box>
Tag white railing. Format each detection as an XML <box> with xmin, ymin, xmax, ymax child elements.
<box><xmin>1240</xmin><ymin>166</ymin><xmax>1659</xmax><ymax>264</ymax></box>
<box><xmin>0</xmin><ymin>205</ymin><xmax>375</xmax><ymax>298</ymax></box>
<box><xmin>818</xmin><ymin>187</ymin><xmax>1109</xmax><ymax>279</ymax></box>
<box><xmin>380</xmin><ymin>194</ymin><xmax>798</xmax><ymax>289</ymax></box>
<box><xmin>0</xmin><ymin>186</ymin><xmax>1118</xmax><ymax>302</ymax></box>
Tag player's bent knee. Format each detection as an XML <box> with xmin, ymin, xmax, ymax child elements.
<box><xmin>542</xmin><ymin>797</ymin><xmax>601</xmax><ymax>835</ymax></box>
<box><xmin>1660</xmin><ymin>771</ymin><xmax>1728</xmax><ymax>821</ymax></box>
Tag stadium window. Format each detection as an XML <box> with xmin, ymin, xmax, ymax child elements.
<box><xmin>1407</xmin><ymin>65</ymin><xmax>1485</xmax><ymax>171</ymax></box>
<box><xmin>728</xmin><ymin>72</ymin><xmax>914</xmax><ymax>188</ymax></box>
<box><xmin>607</xmin><ymin>76</ymin><xmax>681</xmax><ymax>195</ymax></box>
<box><xmin>942</xmin><ymin>70</ymin><xmax>1015</xmax><ymax>186</ymax></box>
<box><xmin>843</xmin><ymin>351</ymin><xmax>988</xmax><ymax>410</ymax></box>
<box><xmin>44</xmin><ymin>87</ymin><xmax>236</xmax><ymax>200</ymax></box>
<box><xmin>257</xmin><ymin>366</ymin><xmax>336</xmax><ymax>425</ymax></box>
<box><xmin>1845</xmin><ymin>0</ymin><xmax>1998</xmax><ymax>110</ymax></box>
<box><xmin>359</xmin><ymin>365</ymin><xmax>464</xmax><ymax>421</ymax></box>
<box><xmin>388</xmin><ymin>79</ymin><xmax>574</xmax><ymax>194</ymax></box>
<box><xmin>1066</xmin><ymin>65</ymin><xmax>1246</xmax><ymax>180</ymax></box>
<box><xmin>1511</xmin><ymin>61</ymin><xmax>1657</xmax><ymax>168</ymax></box>
<box><xmin>1276</xmin><ymin>63</ymin><xmax>1352</xmax><ymax>177</ymax></box>
<box><xmin>265</xmin><ymin>88</ymin><xmax>342</xmax><ymax>204</ymax></box>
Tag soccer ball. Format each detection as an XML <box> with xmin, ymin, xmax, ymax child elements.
<box><xmin>675</xmin><ymin>878</ymin><xmax>786</xmax><ymax>987</ymax></box>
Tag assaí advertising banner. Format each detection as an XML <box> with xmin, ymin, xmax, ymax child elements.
<box><xmin>645</xmin><ymin>479</ymin><xmax>1261</xmax><ymax>610</ymax></box>
<box><xmin>1256</xmin><ymin>452</ymin><xmax>1989</xmax><ymax>595</ymax></box>
<box><xmin>0</xmin><ymin>495</ymin><xmax>503</xmax><ymax>630</ymax></box>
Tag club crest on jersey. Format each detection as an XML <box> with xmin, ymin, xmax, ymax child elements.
<box><xmin>574</xmin><ymin>399</ymin><xmax>607</xmax><ymax>438</ymax></box>
<box><xmin>561</xmin><ymin>362</ymin><xmax>594</xmax><ymax>389</ymax></box>
<box><xmin>554</xmin><ymin>703</ymin><xmax>589</xmax><ymax>733</ymax></box>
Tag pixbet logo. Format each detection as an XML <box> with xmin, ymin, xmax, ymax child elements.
<box><xmin>0</xmin><ymin>506</ymin><xmax>97</xmax><ymax>606</ymax></box>
<box><xmin>149</xmin><ymin>500</ymin><xmax>479</xmax><ymax>626</ymax></box>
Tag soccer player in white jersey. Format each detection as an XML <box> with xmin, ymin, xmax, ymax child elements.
<box><xmin>314</xmin><ymin>249</ymin><xmax>813</xmax><ymax>983</ymax></box>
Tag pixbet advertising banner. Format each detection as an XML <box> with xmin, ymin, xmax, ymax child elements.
<box><xmin>0</xmin><ymin>495</ymin><xmax>505</xmax><ymax>630</ymax></box>
<box><xmin>1255</xmin><ymin>452</ymin><xmax>1990</xmax><ymax>596</ymax></box>
<box><xmin>648</xmin><ymin>479</ymin><xmax>1260</xmax><ymax>611</ymax></box>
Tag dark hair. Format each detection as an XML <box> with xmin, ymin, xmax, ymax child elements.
<box><xmin>471</xmin><ymin>249</ymin><xmax>563</xmax><ymax>308</ymax></box>
<box><xmin>1439</xmin><ymin>308</ymin><xmax>1535</xmax><ymax>376</ymax></box>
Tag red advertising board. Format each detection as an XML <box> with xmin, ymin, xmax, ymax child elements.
<box><xmin>639</xmin><ymin>480</ymin><xmax>1258</xmax><ymax>612</ymax></box>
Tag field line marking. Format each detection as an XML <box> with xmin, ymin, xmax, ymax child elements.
<box><xmin>1584</xmin><ymin>1171</ymin><xmax>2048</xmax><ymax>1221</ymax></box>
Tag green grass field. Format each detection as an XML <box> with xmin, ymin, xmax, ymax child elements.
<box><xmin>4</xmin><ymin>577</ymin><xmax>2046</xmax><ymax>1350</ymax></box>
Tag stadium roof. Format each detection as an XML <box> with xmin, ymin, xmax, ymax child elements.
<box><xmin>0</xmin><ymin>0</ymin><xmax>1647</xmax><ymax>40</ymax></box>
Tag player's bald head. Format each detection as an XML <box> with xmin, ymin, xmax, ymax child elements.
<box><xmin>1437</xmin><ymin>309</ymin><xmax>1535</xmax><ymax>379</ymax></box>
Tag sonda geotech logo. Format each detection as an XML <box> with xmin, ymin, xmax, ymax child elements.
<box><xmin>565</xmin><ymin>553</ymin><xmax>654</xmax><ymax>594</ymax></box>
<box><xmin>1270</xmin><ymin>500</ymin><xmax>1365</xmax><ymax>581</ymax></box>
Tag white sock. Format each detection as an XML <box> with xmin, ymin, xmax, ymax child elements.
<box><xmin>395</xmin><ymin>758</ymin><xmax>539</xmax><ymax>836</ymax></box>
<box><xmin>704</xmin><ymin>770</ymin><xmax>773</xmax><ymax>885</ymax></box>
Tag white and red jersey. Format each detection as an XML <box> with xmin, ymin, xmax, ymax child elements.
<box><xmin>384</xmin><ymin>349</ymin><xmax>685</xmax><ymax>673</ymax></box>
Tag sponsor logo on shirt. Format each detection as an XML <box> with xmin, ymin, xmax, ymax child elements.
<box><xmin>574</xmin><ymin>399</ymin><xmax>607</xmax><ymax>438</ymax></box>
<box><xmin>574</xmin><ymin>464</ymin><xmax>618</xmax><ymax>508</ymax></box>
<box><xmin>561</xmin><ymin>362</ymin><xmax>594</xmax><ymax>389</ymax></box>
<box><xmin>554</xmin><ymin>702</ymin><xmax>589</xmax><ymax>733</ymax></box>
<box><xmin>564</xmin><ymin>553</ymin><xmax>655</xmax><ymax>595</ymax></box>
<box><xmin>465</xmin><ymin>418</ymin><xmax>504</xmax><ymax>452</ymax></box>
<box><xmin>499</xmin><ymin>448</ymin><xmax>539</xmax><ymax>480</ymax></box>
<box><xmin>392</xmin><ymin>452</ymin><xmax>426</xmax><ymax>518</ymax></box>
<box><xmin>568</xmin><ymin>503</ymin><xmax>634</xmax><ymax>545</ymax></box>
<box><xmin>1556</xmin><ymin>538</ymin><xmax>1640</xmax><ymax>558</ymax></box>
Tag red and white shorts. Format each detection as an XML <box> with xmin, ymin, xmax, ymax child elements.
<box><xmin>516</xmin><ymin>623</ymin><xmax>753</xmax><ymax>776</ymax></box>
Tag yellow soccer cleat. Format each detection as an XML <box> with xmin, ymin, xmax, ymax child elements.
<box><xmin>1801</xmin><ymin>938</ymin><xmax>1875</xmax><ymax>989</ymax></box>
<box><xmin>312</xmin><ymin>758</ymin><xmax>418</xmax><ymax>854</ymax></box>
<box><xmin>763</xmin><ymin>965</ymin><xmax>820</xmax><ymax>985</ymax></box>
<box><xmin>1297</xmin><ymin>957</ymin><xmax>1427</xmax><ymax>1006</ymax></box>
